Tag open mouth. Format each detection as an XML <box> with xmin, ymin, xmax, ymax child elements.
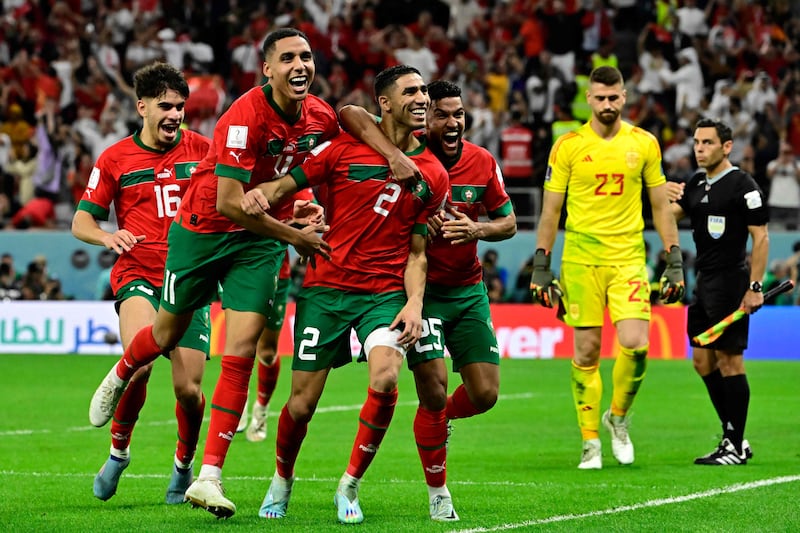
<box><xmin>160</xmin><ymin>123</ymin><xmax>179</xmax><ymax>137</ymax></box>
<box><xmin>441</xmin><ymin>130</ymin><xmax>460</xmax><ymax>150</ymax></box>
<box><xmin>289</xmin><ymin>75</ymin><xmax>309</xmax><ymax>93</ymax></box>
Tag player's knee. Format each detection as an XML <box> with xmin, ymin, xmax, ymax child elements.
<box><xmin>470</xmin><ymin>383</ymin><xmax>498</xmax><ymax>413</ymax></box>
<box><xmin>257</xmin><ymin>350</ymin><xmax>277</xmax><ymax>367</ymax></box>
<box><xmin>287</xmin><ymin>395</ymin><xmax>317</xmax><ymax>424</ymax></box>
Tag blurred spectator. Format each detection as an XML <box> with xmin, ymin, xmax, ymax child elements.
<box><xmin>5</xmin><ymin>139</ymin><xmax>37</xmax><ymax>207</ymax></box>
<box><xmin>499</xmin><ymin>110</ymin><xmax>535</xmax><ymax>228</ymax></box>
<box><xmin>0</xmin><ymin>261</ymin><xmax>23</xmax><ymax>300</ymax></box>
<box><xmin>512</xmin><ymin>254</ymin><xmax>534</xmax><ymax>303</ymax></box>
<box><xmin>744</xmin><ymin>71</ymin><xmax>778</xmax><ymax>117</ymax></box>
<box><xmin>765</xmin><ymin>141</ymin><xmax>800</xmax><ymax>230</ymax></box>
<box><xmin>762</xmin><ymin>258</ymin><xmax>794</xmax><ymax>306</ymax></box>
<box><xmin>391</xmin><ymin>26</ymin><xmax>439</xmax><ymax>83</ymax></box>
<box><xmin>536</xmin><ymin>0</ymin><xmax>583</xmax><ymax>84</ymax></box>
<box><xmin>0</xmin><ymin>103</ymin><xmax>34</xmax><ymax>160</ymax></box>
<box><xmin>482</xmin><ymin>249</ymin><xmax>507</xmax><ymax>303</ymax></box>
<box><xmin>675</xmin><ymin>0</ymin><xmax>709</xmax><ymax>43</ymax></box>
<box><xmin>660</xmin><ymin>47</ymin><xmax>705</xmax><ymax>117</ymax></box>
<box><xmin>663</xmin><ymin>126</ymin><xmax>694</xmax><ymax>178</ymax></box>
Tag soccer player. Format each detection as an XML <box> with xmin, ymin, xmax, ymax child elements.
<box><xmin>87</xmin><ymin>28</ymin><xmax>339</xmax><ymax>518</ymax></box>
<box><xmin>72</xmin><ymin>62</ymin><xmax>212</xmax><ymax>504</ymax></box>
<box><xmin>669</xmin><ymin>118</ymin><xmax>767</xmax><ymax>465</ymax></box>
<box><xmin>529</xmin><ymin>66</ymin><xmax>684</xmax><ymax>469</ymax></box>
<box><xmin>339</xmin><ymin>79</ymin><xmax>516</xmax><ymax>521</ymax></box>
<box><xmin>251</xmin><ymin>65</ymin><xmax>449</xmax><ymax>524</ymax></box>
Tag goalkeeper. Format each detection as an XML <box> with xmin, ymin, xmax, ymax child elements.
<box><xmin>668</xmin><ymin>118</ymin><xmax>768</xmax><ymax>465</ymax></box>
<box><xmin>530</xmin><ymin>66</ymin><xmax>684</xmax><ymax>470</ymax></box>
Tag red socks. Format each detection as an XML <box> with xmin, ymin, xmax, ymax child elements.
<box><xmin>275</xmin><ymin>404</ymin><xmax>308</xmax><ymax>479</ymax></box>
<box><xmin>446</xmin><ymin>384</ymin><xmax>481</xmax><ymax>420</ymax></box>
<box><xmin>414</xmin><ymin>406</ymin><xmax>447</xmax><ymax>487</ymax></box>
<box><xmin>201</xmin><ymin>355</ymin><xmax>253</xmax><ymax>468</ymax></box>
<box><xmin>110</xmin><ymin>374</ymin><xmax>149</xmax><ymax>450</ymax></box>
<box><xmin>346</xmin><ymin>387</ymin><xmax>398</xmax><ymax>478</ymax></box>
<box><xmin>175</xmin><ymin>393</ymin><xmax>205</xmax><ymax>466</ymax></box>
<box><xmin>257</xmin><ymin>356</ymin><xmax>281</xmax><ymax>406</ymax></box>
<box><xmin>116</xmin><ymin>325</ymin><xmax>162</xmax><ymax>382</ymax></box>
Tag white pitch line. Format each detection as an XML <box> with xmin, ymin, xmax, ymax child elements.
<box><xmin>0</xmin><ymin>393</ymin><xmax>536</xmax><ymax>437</ymax></box>
<box><xmin>447</xmin><ymin>475</ymin><xmax>800</xmax><ymax>533</ymax></box>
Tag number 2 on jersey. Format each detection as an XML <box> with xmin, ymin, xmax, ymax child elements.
<box><xmin>373</xmin><ymin>182</ymin><xmax>401</xmax><ymax>217</ymax></box>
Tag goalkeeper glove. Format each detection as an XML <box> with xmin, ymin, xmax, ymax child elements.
<box><xmin>659</xmin><ymin>245</ymin><xmax>685</xmax><ymax>304</ymax></box>
<box><xmin>529</xmin><ymin>248</ymin><xmax>561</xmax><ymax>308</ymax></box>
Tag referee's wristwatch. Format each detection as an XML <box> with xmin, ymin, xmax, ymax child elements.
<box><xmin>749</xmin><ymin>281</ymin><xmax>762</xmax><ymax>292</ymax></box>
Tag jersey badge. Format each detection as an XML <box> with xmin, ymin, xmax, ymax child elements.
<box><xmin>625</xmin><ymin>151</ymin><xmax>640</xmax><ymax>169</ymax></box>
<box><xmin>707</xmin><ymin>215</ymin><xmax>725</xmax><ymax>239</ymax></box>
<box><xmin>460</xmin><ymin>186</ymin><xmax>476</xmax><ymax>204</ymax></box>
<box><xmin>88</xmin><ymin>166</ymin><xmax>100</xmax><ymax>189</ymax></box>
<box><xmin>226</xmin><ymin>125</ymin><xmax>248</xmax><ymax>149</ymax></box>
<box><xmin>744</xmin><ymin>190</ymin><xmax>762</xmax><ymax>209</ymax></box>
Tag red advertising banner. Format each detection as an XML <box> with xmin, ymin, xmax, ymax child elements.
<box><xmin>209</xmin><ymin>302</ymin><xmax>688</xmax><ymax>359</ymax></box>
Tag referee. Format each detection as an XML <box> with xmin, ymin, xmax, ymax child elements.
<box><xmin>669</xmin><ymin>118</ymin><xmax>769</xmax><ymax>465</ymax></box>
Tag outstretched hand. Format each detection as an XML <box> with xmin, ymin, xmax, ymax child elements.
<box><xmin>292</xmin><ymin>199</ymin><xmax>325</xmax><ymax>228</ymax></box>
<box><xmin>389</xmin><ymin>303</ymin><xmax>423</xmax><ymax>348</ymax></box>
<box><xmin>441</xmin><ymin>207</ymin><xmax>479</xmax><ymax>244</ymax></box>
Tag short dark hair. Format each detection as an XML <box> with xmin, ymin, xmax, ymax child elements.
<box><xmin>133</xmin><ymin>62</ymin><xmax>189</xmax><ymax>99</ymax></box>
<box><xmin>589</xmin><ymin>65</ymin><xmax>624</xmax><ymax>86</ymax></box>
<box><xmin>695</xmin><ymin>117</ymin><xmax>732</xmax><ymax>143</ymax></box>
<box><xmin>373</xmin><ymin>65</ymin><xmax>422</xmax><ymax>101</ymax></box>
<box><xmin>427</xmin><ymin>80</ymin><xmax>460</xmax><ymax>102</ymax></box>
<box><xmin>262</xmin><ymin>28</ymin><xmax>310</xmax><ymax>58</ymax></box>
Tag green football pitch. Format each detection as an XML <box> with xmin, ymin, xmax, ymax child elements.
<box><xmin>1</xmin><ymin>354</ymin><xmax>798</xmax><ymax>532</ymax></box>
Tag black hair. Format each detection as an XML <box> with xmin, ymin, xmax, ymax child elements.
<box><xmin>695</xmin><ymin>117</ymin><xmax>733</xmax><ymax>144</ymax></box>
<box><xmin>427</xmin><ymin>80</ymin><xmax>460</xmax><ymax>102</ymax></box>
<box><xmin>133</xmin><ymin>62</ymin><xmax>189</xmax><ymax>100</ymax></box>
<box><xmin>262</xmin><ymin>28</ymin><xmax>310</xmax><ymax>58</ymax></box>
<box><xmin>373</xmin><ymin>65</ymin><xmax>422</xmax><ymax>101</ymax></box>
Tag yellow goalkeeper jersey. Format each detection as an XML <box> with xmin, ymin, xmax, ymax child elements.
<box><xmin>545</xmin><ymin>120</ymin><xmax>665</xmax><ymax>265</ymax></box>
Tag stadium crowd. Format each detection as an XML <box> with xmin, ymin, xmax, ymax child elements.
<box><xmin>1</xmin><ymin>0</ymin><xmax>800</xmax><ymax>300</ymax></box>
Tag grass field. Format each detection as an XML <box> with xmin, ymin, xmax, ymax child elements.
<box><xmin>1</xmin><ymin>354</ymin><xmax>798</xmax><ymax>532</ymax></box>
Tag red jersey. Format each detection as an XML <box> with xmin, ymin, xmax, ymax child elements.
<box><xmin>176</xmin><ymin>84</ymin><xmax>340</xmax><ymax>233</ymax></box>
<box><xmin>77</xmin><ymin>129</ymin><xmax>211</xmax><ymax>293</ymax></box>
<box><xmin>289</xmin><ymin>134</ymin><xmax>449</xmax><ymax>293</ymax></box>
<box><xmin>428</xmin><ymin>141</ymin><xmax>513</xmax><ymax>286</ymax></box>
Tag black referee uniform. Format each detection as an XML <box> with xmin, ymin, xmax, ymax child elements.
<box><xmin>677</xmin><ymin>167</ymin><xmax>769</xmax><ymax>351</ymax></box>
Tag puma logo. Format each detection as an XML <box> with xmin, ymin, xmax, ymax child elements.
<box><xmin>229</xmin><ymin>151</ymin><xmax>242</xmax><ymax>163</ymax></box>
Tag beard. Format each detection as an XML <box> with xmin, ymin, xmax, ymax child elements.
<box><xmin>597</xmin><ymin>109</ymin><xmax>619</xmax><ymax>125</ymax></box>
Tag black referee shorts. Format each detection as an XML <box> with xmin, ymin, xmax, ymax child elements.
<box><xmin>688</xmin><ymin>268</ymin><xmax>749</xmax><ymax>352</ymax></box>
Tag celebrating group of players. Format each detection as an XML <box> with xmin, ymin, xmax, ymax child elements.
<box><xmin>74</xmin><ymin>26</ymin><xmax>768</xmax><ymax>525</ymax></box>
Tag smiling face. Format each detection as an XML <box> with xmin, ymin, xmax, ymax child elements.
<box><xmin>380</xmin><ymin>72</ymin><xmax>429</xmax><ymax>130</ymax></box>
<box><xmin>427</xmin><ymin>95</ymin><xmax>465</xmax><ymax>159</ymax></box>
<box><xmin>587</xmin><ymin>81</ymin><xmax>625</xmax><ymax>126</ymax></box>
<box><xmin>263</xmin><ymin>35</ymin><xmax>315</xmax><ymax>111</ymax></box>
<box><xmin>137</xmin><ymin>89</ymin><xmax>185</xmax><ymax>150</ymax></box>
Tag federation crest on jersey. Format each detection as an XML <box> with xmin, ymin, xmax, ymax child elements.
<box><xmin>707</xmin><ymin>215</ymin><xmax>725</xmax><ymax>239</ymax></box>
<box><xmin>460</xmin><ymin>186</ymin><xmax>477</xmax><ymax>204</ymax></box>
<box><xmin>625</xmin><ymin>151</ymin><xmax>640</xmax><ymax>169</ymax></box>
<box><xmin>226</xmin><ymin>125</ymin><xmax>248</xmax><ymax>149</ymax></box>
<box><xmin>413</xmin><ymin>180</ymin><xmax>432</xmax><ymax>202</ymax></box>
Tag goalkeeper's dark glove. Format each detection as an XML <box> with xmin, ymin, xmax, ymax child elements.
<box><xmin>659</xmin><ymin>245</ymin><xmax>685</xmax><ymax>304</ymax></box>
<box><xmin>529</xmin><ymin>248</ymin><xmax>561</xmax><ymax>308</ymax></box>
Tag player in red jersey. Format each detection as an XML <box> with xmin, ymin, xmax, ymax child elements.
<box><xmin>340</xmin><ymin>79</ymin><xmax>516</xmax><ymax>521</ymax></box>
<box><xmin>88</xmin><ymin>29</ymin><xmax>420</xmax><ymax>519</ymax></box>
<box><xmin>247</xmin><ymin>65</ymin><xmax>449</xmax><ymax>524</ymax></box>
<box><xmin>236</xmin><ymin>187</ymin><xmax>318</xmax><ymax>443</ymax></box>
<box><xmin>72</xmin><ymin>62</ymin><xmax>212</xmax><ymax>504</ymax></box>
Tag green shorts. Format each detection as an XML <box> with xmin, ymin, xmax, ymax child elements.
<box><xmin>162</xmin><ymin>222</ymin><xmax>285</xmax><ymax>317</ymax></box>
<box><xmin>407</xmin><ymin>282</ymin><xmax>499</xmax><ymax>371</ymax></box>
<box><xmin>560</xmin><ymin>262</ymin><xmax>651</xmax><ymax>327</ymax></box>
<box><xmin>292</xmin><ymin>286</ymin><xmax>406</xmax><ymax>372</ymax></box>
<box><xmin>115</xmin><ymin>279</ymin><xmax>211</xmax><ymax>357</ymax></box>
<box><xmin>265</xmin><ymin>278</ymin><xmax>291</xmax><ymax>330</ymax></box>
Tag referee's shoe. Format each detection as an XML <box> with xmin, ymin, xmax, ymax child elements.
<box><xmin>694</xmin><ymin>438</ymin><xmax>749</xmax><ymax>465</ymax></box>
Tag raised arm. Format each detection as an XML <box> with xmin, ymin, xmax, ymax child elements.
<box><xmin>338</xmin><ymin>104</ymin><xmax>421</xmax><ymax>182</ymax></box>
